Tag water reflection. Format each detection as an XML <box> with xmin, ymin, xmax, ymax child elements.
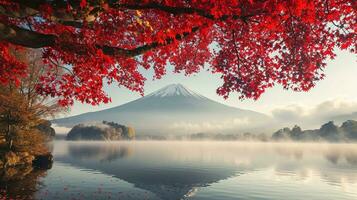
<box><xmin>55</xmin><ymin>142</ymin><xmax>240</xmax><ymax>200</ymax></box>
<box><xmin>325</xmin><ymin>149</ymin><xmax>357</xmax><ymax>166</ymax></box>
<box><xmin>1</xmin><ymin>142</ymin><xmax>357</xmax><ymax>200</ymax></box>
<box><xmin>345</xmin><ymin>152</ymin><xmax>357</xmax><ymax>166</ymax></box>
<box><xmin>0</xmin><ymin>166</ymin><xmax>47</xmax><ymax>199</ymax></box>
<box><xmin>68</xmin><ymin>142</ymin><xmax>132</xmax><ymax>162</ymax></box>
<box><xmin>54</xmin><ymin>142</ymin><xmax>357</xmax><ymax>200</ymax></box>
<box><xmin>268</xmin><ymin>143</ymin><xmax>357</xmax><ymax>191</ymax></box>
<box><xmin>326</xmin><ymin>152</ymin><xmax>340</xmax><ymax>164</ymax></box>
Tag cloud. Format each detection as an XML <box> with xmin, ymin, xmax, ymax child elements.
<box><xmin>271</xmin><ymin>105</ymin><xmax>305</xmax><ymax>122</ymax></box>
<box><xmin>270</xmin><ymin>98</ymin><xmax>357</xmax><ymax>128</ymax></box>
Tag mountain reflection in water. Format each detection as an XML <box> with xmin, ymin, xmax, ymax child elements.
<box><xmin>67</xmin><ymin>143</ymin><xmax>133</xmax><ymax>162</ymax></box>
<box><xmin>1</xmin><ymin>141</ymin><xmax>357</xmax><ymax>200</ymax></box>
<box><xmin>55</xmin><ymin>141</ymin><xmax>240</xmax><ymax>200</ymax></box>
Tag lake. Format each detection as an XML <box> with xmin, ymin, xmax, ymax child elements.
<box><xmin>1</xmin><ymin>141</ymin><xmax>357</xmax><ymax>200</ymax></box>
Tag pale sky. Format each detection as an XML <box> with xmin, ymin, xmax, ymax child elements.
<box><xmin>62</xmin><ymin>50</ymin><xmax>356</xmax><ymax>118</ymax></box>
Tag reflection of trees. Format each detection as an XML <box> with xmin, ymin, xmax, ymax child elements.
<box><xmin>68</xmin><ymin>143</ymin><xmax>132</xmax><ymax>162</ymax></box>
<box><xmin>0</xmin><ymin>166</ymin><xmax>47</xmax><ymax>199</ymax></box>
<box><xmin>345</xmin><ymin>152</ymin><xmax>357</xmax><ymax>166</ymax></box>
<box><xmin>273</xmin><ymin>145</ymin><xmax>305</xmax><ymax>161</ymax></box>
<box><xmin>325</xmin><ymin>152</ymin><xmax>340</xmax><ymax>165</ymax></box>
<box><xmin>272</xmin><ymin>145</ymin><xmax>357</xmax><ymax>187</ymax></box>
<box><xmin>325</xmin><ymin>149</ymin><xmax>357</xmax><ymax>166</ymax></box>
<box><xmin>272</xmin><ymin>143</ymin><xmax>357</xmax><ymax>167</ymax></box>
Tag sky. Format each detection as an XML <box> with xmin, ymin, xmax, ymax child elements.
<box><xmin>62</xmin><ymin>49</ymin><xmax>356</xmax><ymax>126</ymax></box>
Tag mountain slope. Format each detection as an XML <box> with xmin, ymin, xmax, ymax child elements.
<box><xmin>54</xmin><ymin>84</ymin><xmax>270</xmax><ymax>135</ymax></box>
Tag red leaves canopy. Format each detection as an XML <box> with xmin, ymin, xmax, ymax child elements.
<box><xmin>0</xmin><ymin>0</ymin><xmax>356</xmax><ymax>106</ymax></box>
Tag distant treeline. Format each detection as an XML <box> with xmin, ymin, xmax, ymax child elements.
<box><xmin>136</xmin><ymin>120</ymin><xmax>357</xmax><ymax>142</ymax></box>
<box><xmin>272</xmin><ymin>120</ymin><xmax>357</xmax><ymax>142</ymax></box>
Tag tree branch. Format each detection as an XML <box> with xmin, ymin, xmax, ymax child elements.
<box><xmin>114</xmin><ymin>2</ymin><xmax>263</xmax><ymax>21</ymax></box>
<box><xmin>9</xmin><ymin>1</ymin><xmax>260</xmax><ymax>28</ymax></box>
<box><xmin>0</xmin><ymin>22</ymin><xmax>199</xmax><ymax>57</ymax></box>
<box><xmin>114</xmin><ymin>3</ymin><xmax>216</xmax><ymax>19</ymax></box>
<box><xmin>0</xmin><ymin>22</ymin><xmax>56</xmax><ymax>48</ymax></box>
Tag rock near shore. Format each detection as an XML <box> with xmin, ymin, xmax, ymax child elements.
<box><xmin>0</xmin><ymin>151</ymin><xmax>53</xmax><ymax>169</ymax></box>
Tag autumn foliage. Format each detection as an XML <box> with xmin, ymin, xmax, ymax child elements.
<box><xmin>0</xmin><ymin>49</ymin><xmax>63</xmax><ymax>155</ymax></box>
<box><xmin>0</xmin><ymin>0</ymin><xmax>356</xmax><ymax>106</ymax></box>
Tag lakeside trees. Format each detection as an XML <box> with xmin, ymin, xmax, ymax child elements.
<box><xmin>0</xmin><ymin>49</ymin><xmax>63</xmax><ymax>155</ymax></box>
<box><xmin>272</xmin><ymin>120</ymin><xmax>357</xmax><ymax>142</ymax></box>
<box><xmin>0</xmin><ymin>0</ymin><xmax>355</xmax><ymax>106</ymax></box>
<box><xmin>66</xmin><ymin>121</ymin><xmax>135</xmax><ymax>141</ymax></box>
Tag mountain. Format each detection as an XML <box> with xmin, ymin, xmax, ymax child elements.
<box><xmin>53</xmin><ymin>84</ymin><xmax>270</xmax><ymax>135</ymax></box>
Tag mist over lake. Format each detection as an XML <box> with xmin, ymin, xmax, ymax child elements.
<box><xmin>2</xmin><ymin>141</ymin><xmax>357</xmax><ymax>200</ymax></box>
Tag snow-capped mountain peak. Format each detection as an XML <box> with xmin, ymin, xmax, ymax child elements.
<box><xmin>145</xmin><ymin>84</ymin><xmax>206</xmax><ymax>99</ymax></box>
<box><xmin>53</xmin><ymin>84</ymin><xmax>270</xmax><ymax>135</ymax></box>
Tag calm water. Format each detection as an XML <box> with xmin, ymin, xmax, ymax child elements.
<box><xmin>1</xmin><ymin>141</ymin><xmax>357</xmax><ymax>200</ymax></box>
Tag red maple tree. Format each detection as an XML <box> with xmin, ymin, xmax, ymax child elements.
<box><xmin>0</xmin><ymin>0</ymin><xmax>356</xmax><ymax>106</ymax></box>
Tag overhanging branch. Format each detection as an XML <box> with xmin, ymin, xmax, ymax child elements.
<box><xmin>0</xmin><ymin>22</ymin><xmax>56</xmax><ymax>48</ymax></box>
<box><xmin>9</xmin><ymin>1</ymin><xmax>259</xmax><ymax>28</ymax></box>
<box><xmin>114</xmin><ymin>3</ymin><xmax>216</xmax><ymax>19</ymax></box>
<box><xmin>0</xmin><ymin>22</ymin><xmax>200</xmax><ymax>57</ymax></box>
<box><xmin>114</xmin><ymin>3</ymin><xmax>263</xmax><ymax>21</ymax></box>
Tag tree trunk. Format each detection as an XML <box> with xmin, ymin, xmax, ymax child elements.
<box><xmin>5</xmin><ymin>113</ymin><xmax>13</xmax><ymax>151</ymax></box>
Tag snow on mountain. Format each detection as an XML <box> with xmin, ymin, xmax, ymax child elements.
<box><xmin>145</xmin><ymin>84</ymin><xmax>206</xmax><ymax>99</ymax></box>
<box><xmin>53</xmin><ymin>84</ymin><xmax>271</xmax><ymax>135</ymax></box>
